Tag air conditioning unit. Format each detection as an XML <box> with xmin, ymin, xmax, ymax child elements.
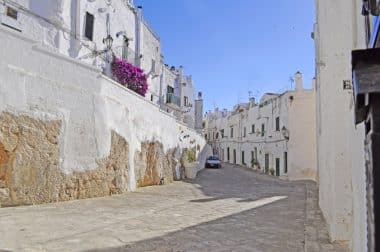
<box><xmin>369</xmin><ymin>0</ymin><xmax>380</xmax><ymax>16</ymax></box>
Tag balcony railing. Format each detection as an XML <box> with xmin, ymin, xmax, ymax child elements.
<box><xmin>166</xmin><ymin>93</ymin><xmax>181</xmax><ymax>107</ymax></box>
<box><xmin>113</xmin><ymin>46</ymin><xmax>138</xmax><ymax>66</ymax></box>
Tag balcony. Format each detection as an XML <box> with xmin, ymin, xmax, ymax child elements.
<box><xmin>166</xmin><ymin>93</ymin><xmax>181</xmax><ymax>107</ymax></box>
<box><xmin>113</xmin><ymin>46</ymin><xmax>138</xmax><ymax>66</ymax></box>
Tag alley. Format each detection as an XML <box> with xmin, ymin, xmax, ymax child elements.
<box><xmin>0</xmin><ymin>164</ymin><xmax>346</xmax><ymax>252</ymax></box>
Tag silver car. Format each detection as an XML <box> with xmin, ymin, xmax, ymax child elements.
<box><xmin>205</xmin><ymin>156</ymin><xmax>222</xmax><ymax>168</ymax></box>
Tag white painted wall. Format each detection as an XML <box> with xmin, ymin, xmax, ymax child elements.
<box><xmin>0</xmin><ymin>0</ymin><xmax>200</xmax><ymax>128</ymax></box>
<box><xmin>205</xmin><ymin>78</ymin><xmax>317</xmax><ymax>181</ymax></box>
<box><xmin>314</xmin><ymin>0</ymin><xmax>367</xmax><ymax>250</ymax></box>
<box><xmin>0</xmin><ymin>26</ymin><xmax>206</xmax><ymax>191</ymax></box>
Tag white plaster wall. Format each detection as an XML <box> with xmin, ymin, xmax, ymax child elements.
<box><xmin>314</xmin><ymin>0</ymin><xmax>367</xmax><ymax>249</ymax></box>
<box><xmin>205</xmin><ymin>88</ymin><xmax>316</xmax><ymax>180</ymax></box>
<box><xmin>0</xmin><ymin>27</ymin><xmax>206</xmax><ymax>191</ymax></box>
<box><xmin>287</xmin><ymin>90</ymin><xmax>317</xmax><ymax>180</ymax></box>
<box><xmin>141</xmin><ymin>22</ymin><xmax>161</xmax><ymax>102</ymax></box>
<box><xmin>3</xmin><ymin>0</ymin><xmax>166</xmax><ymax>104</ymax></box>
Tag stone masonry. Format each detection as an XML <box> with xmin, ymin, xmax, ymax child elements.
<box><xmin>0</xmin><ymin>112</ymin><xmax>184</xmax><ymax>207</ymax></box>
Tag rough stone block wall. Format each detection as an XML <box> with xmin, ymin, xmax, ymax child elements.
<box><xmin>0</xmin><ymin>112</ymin><xmax>129</xmax><ymax>207</ymax></box>
<box><xmin>135</xmin><ymin>142</ymin><xmax>178</xmax><ymax>187</ymax></box>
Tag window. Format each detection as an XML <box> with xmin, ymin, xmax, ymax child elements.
<box><xmin>151</xmin><ymin>59</ymin><xmax>156</xmax><ymax>73</ymax></box>
<box><xmin>230</xmin><ymin>127</ymin><xmax>234</xmax><ymax>138</ymax></box>
<box><xmin>251</xmin><ymin>124</ymin><xmax>255</xmax><ymax>134</ymax></box>
<box><xmin>221</xmin><ymin>129</ymin><xmax>225</xmax><ymax>138</ymax></box>
<box><xmin>167</xmin><ymin>86</ymin><xmax>174</xmax><ymax>94</ymax></box>
<box><xmin>276</xmin><ymin>158</ymin><xmax>280</xmax><ymax>176</ymax></box>
<box><xmin>233</xmin><ymin>149</ymin><xmax>236</xmax><ymax>164</ymax></box>
<box><xmin>6</xmin><ymin>7</ymin><xmax>18</xmax><ymax>20</ymax></box>
<box><xmin>242</xmin><ymin>151</ymin><xmax>245</xmax><ymax>165</ymax></box>
<box><xmin>227</xmin><ymin>147</ymin><xmax>230</xmax><ymax>161</ymax></box>
<box><xmin>261</xmin><ymin>124</ymin><xmax>265</xmax><ymax>137</ymax></box>
<box><xmin>276</xmin><ymin>117</ymin><xmax>280</xmax><ymax>131</ymax></box>
<box><xmin>85</xmin><ymin>12</ymin><xmax>94</xmax><ymax>41</ymax></box>
<box><xmin>243</xmin><ymin>127</ymin><xmax>246</xmax><ymax>137</ymax></box>
<box><xmin>184</xmin><ymin>96</ymin><xmax>189</xmax><ymax>106</ymax></box>
<box><xmin>205</xmin><ymin>134</ymin><xmax>208</xmax><ymax>140</ymax></box>
<box><xmin>265</xmin><ymin>154</ymin><xmax>269</xmax><ymax>173</ymax></box>
<box><xmin>122</xmin><ymin>38</ymin><xmax>129</xmax><ymax>60</ymax></box>
<box><xmin>151</xmin><ymin>95</ymin><xmax>154</xmax><ymax>102</ymax></box>
<box><xmin>284</xmin><ymin>152</ymin><xmax>288</xmax><ymax>173</ymax></box>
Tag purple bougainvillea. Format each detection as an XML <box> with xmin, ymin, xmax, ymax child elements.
<box><xmin>111</xmin><ymin>57</ymin><xmax>148</xmax><ymax>97</ymax></box>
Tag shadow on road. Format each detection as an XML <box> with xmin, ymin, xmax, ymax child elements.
<box><xmin>85</xmin><ymin>165</ymin><xmax>307</xmax><ymax>252</ymax></box>
<box><xmin>85</xmin><ymin>200</ymin><xmax>304</xmax><ymax>252</ymax></box>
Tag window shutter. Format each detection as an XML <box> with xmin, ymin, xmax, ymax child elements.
<box><xmin>85</xmin><ymin>12</ymin><xmax>94</xmax><ymax>41</ymax></box>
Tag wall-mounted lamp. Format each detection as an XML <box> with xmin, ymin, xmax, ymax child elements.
<box><xmin>103</xmin><ymin>34</ymin><xmax>113</xmax><ymax>50</ymax></box>
<box><xmin>281</xmin><ymin>126</ymin><xmax>289</xmax><ymax>140</ymax></box>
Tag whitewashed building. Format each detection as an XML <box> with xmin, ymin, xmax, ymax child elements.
<box><xmin>0</xmin><ymin>0</ymin><xmax>201</xmax><ymax>129</ymax></box>
<box><xmin>313</xmin><ymin>0</ymin><xmax>369</xmax><ymax>250</ymax></box>
<box><xmin>204</xmin><ymin>72</ymin><xmax>317</xmax><ymax>181</ymax></box>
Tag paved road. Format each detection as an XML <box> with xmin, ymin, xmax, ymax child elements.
<box><xmin>0</xmin><ymin>164</ymin><xmax>347</xmax><ymax>252</ymax></box>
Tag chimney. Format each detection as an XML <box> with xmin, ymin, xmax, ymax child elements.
<box><xmin>294</xmin><ymin>71</ymin><xmax>303</xmax><ymax>91</ymax></box>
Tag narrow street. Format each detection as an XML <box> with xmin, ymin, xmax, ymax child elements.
<box><xmin>0</xmin><ymin>164</ymin><xmax>346</xmax><ymax>252</ymax></box>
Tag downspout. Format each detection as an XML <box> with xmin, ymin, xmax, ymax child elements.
<box><xmin>159</xmin><ymin>61</ymin><xmax>164</xmax><ymax>109</ymax></box>
<box><xmin>135</xmin><ymin>6</ymin><xmax>143</xmax><ymax>67</ymax></box>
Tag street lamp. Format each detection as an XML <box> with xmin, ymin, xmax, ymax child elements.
<box><xmin>103</xmin><ymin>34</ymin><xmax>113</xmax><ymax>50</ymax></box>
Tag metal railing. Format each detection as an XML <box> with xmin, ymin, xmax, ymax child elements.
<box><xmin>166</xmin><ymin>93</ymin><xmax>181</xmax><ymax>107</ymax></box>
<box><xmin>112</xmin><ymin>46</ymin><xmax>138</xmax><ymax>65</ymax></box>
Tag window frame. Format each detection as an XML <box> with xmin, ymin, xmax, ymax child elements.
<box><xmin>6</xmin><ymin>7</ymin><xmax>18</xmax><ymax>20</ymax></box>
<box><xmin>276</xmin><ymin>117</ymin><xmax>280</xmax><ymax>131</ymax></box>
<box><xmin>85</xmin><ymin>12</ymin><xmax>95</xmax><ymax>41</ymax></box>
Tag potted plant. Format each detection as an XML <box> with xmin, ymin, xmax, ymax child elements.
<box><xmin>269</xmin><ymin>168</ymin><xmax>275</xmax><ymax>176</ymax></box>
<box><xmin>251</xmin><ymin>158</ymin><xmax>260</xmax><ymax>170</ymax></box>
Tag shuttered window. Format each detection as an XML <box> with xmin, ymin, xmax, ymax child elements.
<box><xmin>85</xmin><ymin>12</ymin><xmax>94</xmax><ymax>41</ymax></box>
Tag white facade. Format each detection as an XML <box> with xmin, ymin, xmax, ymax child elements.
<box><xmin>204</xmin><ymin>73</ymin><xmax>317</xmax><ymax>181</ymax></box>
<box><xmin>0</xmin><ymin>0</ymin><xmax>201</xmax><ymax>129</ymax></box>
<box><xmin>313</xmin><ymin>0</ymin><xmax>367</xmax><ymax>250</ymax></box>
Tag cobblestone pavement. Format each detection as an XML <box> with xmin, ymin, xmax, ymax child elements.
<box><xmin>0</xmin><ymin>164</ymin><xmax>348</xmax><ymax>252</ymax></box>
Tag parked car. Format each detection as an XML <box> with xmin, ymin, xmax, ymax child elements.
<box><xmin>205</xmin><ymin>156</ymin><xmax>222</xmax><ymax>168</ymax></box>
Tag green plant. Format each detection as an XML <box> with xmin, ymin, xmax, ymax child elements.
<box><xmin>251</xmin><ymin>158</ymin><xmax>260</xmax><ymax>168</ymax></box>
<box><xmin>186</xmin><ymin>148</ymin><xmax>196</xmax><ymax>163</ymax></box>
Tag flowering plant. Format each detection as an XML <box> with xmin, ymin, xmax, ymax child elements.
<box><xmin>111</xmin><ymin>57</ymin><xmax>148</xmax><ymax>97</ymax></box>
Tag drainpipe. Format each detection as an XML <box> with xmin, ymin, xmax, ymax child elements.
<box><xmin>135</xmin><ymin>6</ymin><xmax>143</xmax><ymax>67</ymax></box>
<box><xmin>159</xmin><ymin>60</ymin><xmax>164</xmax><ymax>109</ymax></box>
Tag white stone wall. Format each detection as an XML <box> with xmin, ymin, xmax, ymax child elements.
<box><xmin>314</xmin><ymin>0</ymin><xmax>367</xmax><ymax>250</ymax></box>
<box><xmin>0</xmin><ymin>27</ymin><xmax>206</xmax><ymax>192</ymax></box>
<box><xmin>0</xmin><ymin>0</ymin><xmax>200</xmax><ymax>120</ymax></box>
<box><xmin>141</xmin><ymin>21</ymin><xmax>161</xmax><ymax>102</ymax></box>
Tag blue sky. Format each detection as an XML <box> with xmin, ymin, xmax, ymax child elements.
<box><xmin>135</xmin><ymin>0</ymin><xmax>316</xmax><ymax>112</ymax></box>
